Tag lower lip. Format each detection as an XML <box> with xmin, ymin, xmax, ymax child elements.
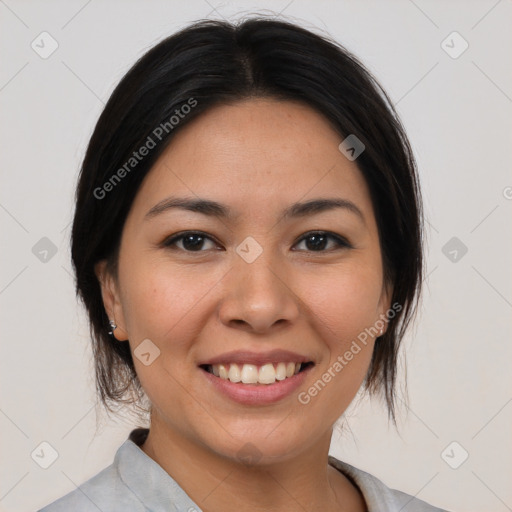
<box><xmin>200</xmin><ymin>366</ymin><xmax>313</xmax><ymax>405</ymax></box>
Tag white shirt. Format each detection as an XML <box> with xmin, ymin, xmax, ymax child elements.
<box><xmin>38</xmin><ymin>428</ymin><xmax>451</xmax><ymax>512</ymax></box>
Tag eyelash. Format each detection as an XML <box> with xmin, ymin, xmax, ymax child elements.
<box><xmin>161</xmin><ymin>230</ymin><xmax>352</xmax><ymax>253</ymax></box>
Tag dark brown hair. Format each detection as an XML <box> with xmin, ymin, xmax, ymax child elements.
<box><xmin>71</xmin><ymin>17</ymin><xmax>424</xmax><ymax>423</ymax></box>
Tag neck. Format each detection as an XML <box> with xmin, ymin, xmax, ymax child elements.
<box><xmin>139</xmin><ymin>415</ymin><xmax>366</xmax><ymax>512</ymax></box>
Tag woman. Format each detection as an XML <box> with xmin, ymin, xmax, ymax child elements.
<box><xmin>39</xmin><ymin>17</ymin><xmax>450</xmax><ymax>512</ymax></box>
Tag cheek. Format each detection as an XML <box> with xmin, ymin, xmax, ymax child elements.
<box><xmin>118</xmin><ymin>263</ymin><xmax>206</xmax><ymax>404</ymax></box>
<box><xmin>296</xmin><ymin>265</ymin><xmax>380</xmax><ymax>418</ymax></box>
<box><xmin>302</xmin><ymin>259</ymin><xmax>384</xmax><ymax>341</ymax></box>
<box><xmin>119</xmin><ymin>260</ymin><xmax>222</xmax><ymax>346</ymax></box>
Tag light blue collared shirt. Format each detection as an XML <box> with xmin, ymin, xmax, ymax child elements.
<box><xmin>38</xmin><ymin>428</ymin><xmax>450</xmax><ymax>512</ymax></box>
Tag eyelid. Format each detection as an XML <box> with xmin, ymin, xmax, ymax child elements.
<box><xmin>161</xmin><ymin>230</ymin><xmax>352</xmax><ymax>252</ymax></box>
<box><xmin>161</xmin><ymin>230</ymin><xmax>220</xmax><ymax>250</ymax></box>
<box><xmin>292</xmin><ymin>231</ymin><xmax>352</xmax><ymax>250</ymax></box>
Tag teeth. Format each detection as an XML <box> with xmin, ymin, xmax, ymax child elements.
<box><xmin>209</xmin><ymin>362</ymin><xmax>308</xmax><ymax>385</ymax></box>
<box><xmin>258</xmin><ymin>363</ymin><xmax>276</xmax><ymax>384</ymax></box>
<box><xmin>228</xmin><ymin>363</ymin><xmax>241</xmax><ymax>383</ymax></box>
<box><xmin>218</xmin><ymin>364</ymin><xmax>228</xmax><ymax>380</ymax></box>
<box><xmin>241</xmin><ymin>364</ymin><xmax>258</xmax><ymax>384</ymax></box>
<box><xmin>275</xmin><ymin>362</ymin><xmax>287</xmax><ymax>381</ymax></box>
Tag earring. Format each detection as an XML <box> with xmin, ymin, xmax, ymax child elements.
<box><xmin>108</xmin><ymin>320</ymin><xmax>117</xmax><ymax>336</ymax></box>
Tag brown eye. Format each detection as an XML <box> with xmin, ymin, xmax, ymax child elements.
<box><xmin>293</xmin><ymin>231</ymin><xmax>351</xmax><ymax>252</ymax></box>
<box><xmin>162</xmin><ymin>231</ymin><xmax>219</xmax><ymax>252</ymax></box>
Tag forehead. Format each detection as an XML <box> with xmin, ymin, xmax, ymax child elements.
<box><xmin>130</xmin><ymin>98</ymin><xmax>375</xmax><ymax>225</ymax></box>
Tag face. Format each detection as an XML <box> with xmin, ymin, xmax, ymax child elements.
<box><xmin>97</xmin><ymin>98</ymin><xmax>392</xmax><ymax>464</ymax></box>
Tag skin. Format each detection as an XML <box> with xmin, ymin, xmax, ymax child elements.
<box><xmin>96</xmin><ymin>98</ymin><xmax>392</xmax><ymax>512</ymax></box>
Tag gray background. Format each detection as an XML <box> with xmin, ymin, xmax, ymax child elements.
<box><xmin>1</xmin><ymin>0</ymin><xmax>511</xmax><ymax>511</ymax></box>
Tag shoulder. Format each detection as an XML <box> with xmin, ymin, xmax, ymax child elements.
<box><xmin>37</xmin><ymin>452</ymin><xmax>144</xmax><ymax>512</ymax></box>
<box><xmin>37</xmin><ymin>428</ymin><xmax>200</xmax><ymax>512</ymax></box>
<box><xmin>328</xmin><ymin>455</ymin><xmax>452</xmax><ymax>512</ymax></box>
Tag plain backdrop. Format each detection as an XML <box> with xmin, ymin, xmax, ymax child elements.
<box><xmin>1</xmin><ymin>1</ymin><xmax>511</xmax><ymax>511</ymax></box>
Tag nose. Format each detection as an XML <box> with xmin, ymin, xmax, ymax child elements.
<box><xmin>218</xmin><ymin>247</ymin><xmax>300</xmax><ymax>334</ymax></box>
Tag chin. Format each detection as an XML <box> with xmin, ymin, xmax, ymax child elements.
<box><xmin>199</xmin><ymin>422</ymin><xmax>316</xmax><ymax>467</ymax></box>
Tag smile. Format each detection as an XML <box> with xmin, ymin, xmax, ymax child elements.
<box><xmin>201</xmin><ymin>362</ymin><xmax>315</xmax><ymax>385</ymax></box>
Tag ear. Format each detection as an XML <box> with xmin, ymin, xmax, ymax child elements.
<box><xmin>94</xmin><ymin>260</ymin><xmax>129</xmax><ymax>341</ymax></box>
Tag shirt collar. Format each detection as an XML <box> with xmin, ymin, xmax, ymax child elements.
<box><xmin>328</xmin><ymin>455</ymin><xmax>397</xmax><ymax>511</ymax></box>
<box><xmin>115</xmin><ymin>428</ymin><xmax>203</xmax><ymax>512</ymax></box>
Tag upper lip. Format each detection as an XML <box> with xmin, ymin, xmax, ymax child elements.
<box><xmin>198</xmin><ymin>349</ymin><xmax>313</xmax><ymax>367</ymax></box>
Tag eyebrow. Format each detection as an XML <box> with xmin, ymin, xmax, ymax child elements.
<box><xmin>144</xmin><ymin>196</ymin><xmax>365</xmax><ymax>224</ymax></box>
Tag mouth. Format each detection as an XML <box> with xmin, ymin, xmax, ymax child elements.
<box><xmin>197</xmin><ymin>349</ymin><xmax>316</xmax><ymax>404</ymax></box>
<box><xmin>199</xmin><ymin>361</ymin><xmax>315</xmax><ymax>385</ymax></box>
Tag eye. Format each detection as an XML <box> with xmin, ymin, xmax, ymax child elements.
<box><xmin>161</xmin><ymin>230</ymin><xmax>351</xmax><ymax>254</ymax></box>
<box><xmin>162</xmin><ymin>231</ymin><xmax>219</xmax><ymax>252</ymax></box>
<box><xmin>293</xmin><ymin>231</ymin><xmax>351</xmax><ymax>252</ymax></box>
